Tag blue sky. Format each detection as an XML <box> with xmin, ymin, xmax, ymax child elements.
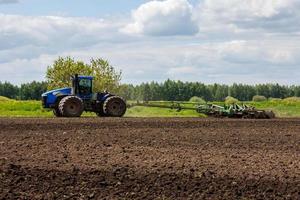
<box><xmin>0</xmin><ymin>0</ymin><xmax>150</xmax><ymax>16</ymax></box>
<box><xmin>0</xmin><ymin>0</ymin><xmax>200</xmax><ymax>16</ymax></box>
<box><xmin>0</xmin><ymin>0</ymin><xmax>299</xmax><ymax>85</ymax></box>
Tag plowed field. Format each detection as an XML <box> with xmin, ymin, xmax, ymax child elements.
<box><xmin>0</xmin><ymin>118</ymin><xmax>300</xmax><ymax>199</ymax></box>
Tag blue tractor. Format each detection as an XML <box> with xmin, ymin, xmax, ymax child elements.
<box><xmin>41</xmin><ymin>74</ymin><xmax>127</xmax><ymax>117</ymax></box>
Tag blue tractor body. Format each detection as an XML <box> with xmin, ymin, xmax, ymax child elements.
<box><xmin>42</xmin><ymin>75</ymin><xmax>126</xmax><ymax>117</ymax></box>
<box><xmin>42</xmin><ymin>87</ymin><xmax>72</xmax><ymax>108</ymax></box>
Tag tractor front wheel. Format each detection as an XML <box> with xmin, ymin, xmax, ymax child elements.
<box><xmin>103</xmin><ymin>96</ymin><xmax>126</xmax><ymax>117</ymax></box>
<box><xmin>53</xmin><ymin>108</ymin><xmax>62</xmax><ymax>117</ymax></box>
<box><xmin>59</xmin><ymin>96</ymin><xmax>84</xmax><ymax>117</ymax></box>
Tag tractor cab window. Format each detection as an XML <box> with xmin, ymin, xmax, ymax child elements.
<box><xmin>78</xmin><ymin>79</ymin><xmax>92</xmax><ymax>95</ymax></box>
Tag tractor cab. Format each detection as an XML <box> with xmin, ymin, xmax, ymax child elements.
<box><xmin>72</xmin><ymin>75</ymin><xmax>93</xmax><ymax>98</ymax></box>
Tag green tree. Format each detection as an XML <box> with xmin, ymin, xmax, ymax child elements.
<box><xmin>118</xmin><ymin>84</ymin><xmax>135</xmax><ymax>100</ymax></box>
<box><xmin>214</xmin><ymin>84</ymin><xmax>229</xmax><ymax>101</ymax></box>
<box><xmin>189</xmin><ymin>96</ymin><xmax>206</xmax><ymax>104</ymax></box>
<box><xmin>0</xmin><ymin>82</ymin><xmax>19</xmax><ymax>99</ymax></box>
<box><xmin>90</xmin><ymin>58</ymin><xmax>122</xmax><ymax>93</ymax></box>
<box><xmin>149</xmin><ymin>82</ymin><xmax>163</xmax><ymax>101</ymax></box>
<box><xmin>142</xmin><ymin>83</ymin><xmax>152</xmax><ymax>101</ymax></box>
<box><xmin>20</xmin><ymin>81</ymin><xmax>48</xmax><ymax>100</ymax></box>
<box><xmin>252</xmin><ymin>95</ymin><xmax>267</xmax><ymax>102</ymax></box>
<box><xmin>292</xmin><ymin>86</ymin><xmax>300</xmax><ymax>97</ymax></box>
<box><xmin>225</xmin><ymin>96</ymin><xmax>240</xmax><ymax>104</ymax></box>
<box><xmin>46</xmin><ymin>57</ymin><xmax>121</xmax><ymax>93</ymax></box>
<box><xmin>256</xmin><ymin>84</ymin><xmax>271</xmax><ymax>98</ymax></box>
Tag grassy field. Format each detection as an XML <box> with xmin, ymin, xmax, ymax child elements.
<box><xmin>0</xmin><ymin>97</ymin><xmax>300</xmax><ymax>118</ymax></box>
<box><xmin>0</xmin><ymin>100</ymin><xmax>204</xmax><ymax>118</ymax></box>
<box><xmin>249</xmin><ymin>100</ymin><xmax>300</xmax><ymax>118</ymax></box>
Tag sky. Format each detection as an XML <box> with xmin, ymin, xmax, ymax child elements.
<box><xmin>0</xmin><ymin>0</ymin><xmax>299</xmax><ymax>85</ymax></box>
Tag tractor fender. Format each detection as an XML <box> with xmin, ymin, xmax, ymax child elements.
<box><xmin>54</xmin><ymin>94</ymin><xmax>69</xmax><ymax>107</ymax></box>
<box><xmin>100</xmin><ymin>93</ymin><xmax>114</xmax><ymax>102</ymax></box>
<box><xmin>95</xmin><ymin>93</ymin><xmax>115</xmax><ymax>117</ymax></box>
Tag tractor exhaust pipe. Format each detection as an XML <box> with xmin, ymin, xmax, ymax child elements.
<box><xmin>72</xmin><ymin>74</ymin><xmax>79</xmax><ymax>95</ymax></box>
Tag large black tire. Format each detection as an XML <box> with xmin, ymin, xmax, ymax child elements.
<box><xmin>96</xmin><ymin>103</ymin><xmax>106</xmax><ymax>117</ymax></box>
<box><xmin>96</xmin><ymin>110</ymin><xmax>106</xmax><ymax>117</ymax></box>
<box><xmin>103</xmin><ymin>96</ymin><xmax>126</xmax><ymax>117</ymax></box>
<box><xmin>53</xmin><ymin>108</ymin><xmax>62</xmax><ymax>117</ymax></box>
<box><xmin>58</xmin><ymin>96</ymin><xmax>84</xmax><ymax>117</ymax></box>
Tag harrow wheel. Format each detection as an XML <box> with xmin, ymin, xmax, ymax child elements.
<box><xmin>58</xmin><ymin>96</ymin><xmax>84</xmax><ymax>117</ymax></box>
<box><xmin>103</xmin><ymin>96</ymin><xmax>127</xmax><ymax>117</ymax></box>
<box><xmin>265</xmin><ymin>111</ymin><xmax>275</xmax><ymax>119</ymax></box>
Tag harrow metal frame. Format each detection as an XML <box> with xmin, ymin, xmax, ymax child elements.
<box><xmin>128</xmin><ymin>101</ymin><xmax>275</xmax><ymax>119</ymax></box>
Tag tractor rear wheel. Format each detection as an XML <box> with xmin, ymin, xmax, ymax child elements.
<box><xmin>103</xmin><ymin>96</ymin><xmax>126</xmax><ymax>117</ymax></box>
<box><xmin>59</xmin><ymin>96</ymin><xmax>84</xmax><ymax>117</ymax></box>
<box><xmin>96</xmin><ymin>109</ymin><xmax>107</xmax><ymax>117</ymax></box>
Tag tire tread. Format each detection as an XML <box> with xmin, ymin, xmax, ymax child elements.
<box><xmin>58</xmin><ymin>96</ymin><xmax>84</xmax><ymax>117</ymax></box>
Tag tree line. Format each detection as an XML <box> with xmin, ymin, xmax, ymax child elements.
<box><xmin>1</xmin><ymin>80</ymin><xmax>300</xmax><ymax>101</ymax></box>
<box><xmin>0</xmin><ymin>81</ymin><xmax>47</xmax><ymax>100</ymax></box>
<box><xmin>1</xmin><ymin>57</ymin><xmax>299</xmax><ymax>101</ymax></box>
<box><xmin>119</xmin><ymin>80</ymin><xmax>300</xmax><ymax>102</ymax></box>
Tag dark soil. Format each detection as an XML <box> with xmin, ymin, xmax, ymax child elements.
<box><xmin>0</xmin><ymin>118</ymin><xmax>299</xmax><ymax>199</ymax></box>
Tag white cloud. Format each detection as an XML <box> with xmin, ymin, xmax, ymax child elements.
<box><xmin>0</xmin><ymin>14</ymin><xmax>133</xmax><ymax>84</ymax></box>
<box><xmin>1</xmin><ymin>35</ymin><xmax>300</xmax><ymax>85</ymax></box>
<box><xmin>123</xmin><ymin>0</ymin><xmax>300</xmax><ymax>36</ymax></box>
<box><xmin>122</xmin><ymin>0</ymin><xmax>198</xmax><ymax>36</ymax></box>
<box><xmin>66</xmin><ymin>39</ymin><xmax>300</xmax><ymax>84</ymax></box>
<box><xmin>198</xmin><ymin>0</ymin><xmax>300</xmax><ymax>33</ymax></box>
<box><xmin>1</xmin><ymin>0</ymin><xmax>300</xmax><ymax>85</ymax></box>
<box><xmin>217</xmin><ymin>40</ymin><xmax>298</xmax><ymax>65</ymax></box>
<box><xmin>0</xmin><ymin>54</ymin><xmax>54</xmax><ymax>84</ymax></box>
<box><xmin>0</xmin><ymin>0</ymin><xmax>18</xmax><ymax>4</ymax></box>
<box><xmin>167</xmin><ymin>66</ymin><xmax>201</xmax><ymax>80</ymax></box>
<box><xmin>201</xmin><ymin>0</ymin><xmax>292</xmax><ymax>19</ymax></box>
<box><xmin>0</xmin><ymin>14</ymin><xmax>122</xmax><ymax>51</ymax></box>
<box><xmin>168</xmin><ymin>66</ymin><xmax>199</xmax><ymax>75</ymax></box>
<box><xmin>0</xmin><ymin>14</ymin><xmax>134</xmax><ymax>64</ymax></box>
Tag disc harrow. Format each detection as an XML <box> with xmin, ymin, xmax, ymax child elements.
<box><xmin>129</xmin><ymin>101</ymin><xmax>275</xmax><ymax>119</ymax></box>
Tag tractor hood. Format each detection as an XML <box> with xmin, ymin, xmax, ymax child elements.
<box><xmin>42</xmin><ymin>87</ymin><xmax>72</xmax><ymax>97</ymax></box>
<box><xmin>42</xmin><ymin>87</ymin><xmax>73</xmax><ymax>108</ymax></box>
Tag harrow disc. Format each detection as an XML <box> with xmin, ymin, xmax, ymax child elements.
<box><xmin>264</xmin><ymin>110</ymin><xmax>276</xmax><ymax>119</ymax></box>
<box><xmin>252</xmin><ymin>110</ymin><xmax>275</xmax><ymax>119</ymax></box>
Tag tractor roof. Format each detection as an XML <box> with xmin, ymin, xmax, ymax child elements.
<box><xmin>78</xmin><ymin>75</ymin><xmax>93</xmax><ymax>80</ymax></box>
